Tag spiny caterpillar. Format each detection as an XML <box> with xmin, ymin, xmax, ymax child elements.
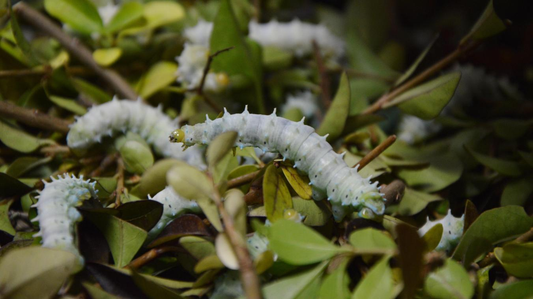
<box><xmin>32</xmin><ymin>174</ymin><xmax>98</xmax><ymax>265</ymax></box>
<box><xmin>67</xmin><ymin>98</ymin><xmax>205</xmax><ymax>169</ymax></box>
<box><xmin>170</xmin><ymin>107</ymin><xmax>385</xmax><ymax>221</ymax></box>
<box><xmin>418</xmin><ymin>210</ymin><xmax>464</xmax><ymax>254</ymax></box>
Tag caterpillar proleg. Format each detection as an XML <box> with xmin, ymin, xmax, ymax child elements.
<box><xmin>32</xmin><ymin>174</ymin><xmax>98</xmax><ymax>265</ymax></box>
<box><xmin>170</xmin><ymin>107</ymin><xmax>385</xmax><ymax>221</ymax></box>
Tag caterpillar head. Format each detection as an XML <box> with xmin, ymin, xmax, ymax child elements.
<box><xmin>169</xmin><ymin>129</ymin><xmax>185</xmax><ymax>143</ymax></box>
<box><xmin>360</xmin><ymin>192</ymin><xmax>386</xmax><ymax>216</ymax></box>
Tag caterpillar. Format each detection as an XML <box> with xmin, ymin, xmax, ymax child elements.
<box><xmin>418</xmin><ymin>210</ymin><xmax>464</xmax><ymax>254</ymax></box>
<box><xmin>182</xmin><ymin>19</ymin><xmax>344</xmax><ymax>60</ymax></box>
<box><xmin>32</xmin><ymin>174</ymin><xmax>98</xmax><ymax>265</ymax></box>
<box><xmin>67</xmin><ymin>98</ymin><xmax>205</xmax><ymax>169</ymax></box>
<box><xmin>170</xmin><ymin>107</ymin><xmax>385</xmax><ymax>221</ymax></box>
<box><xmin>146</xmin><ymin>186</ymin><xmax>200</xmax><ymax>240</ymax></box>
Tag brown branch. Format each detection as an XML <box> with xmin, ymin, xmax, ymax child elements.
<box><xmin>477</xmin><ymin>227</ymin><xmax>533</xmax><ymax>268</ymax></box>
<box><xmin>355</xmin><ymin>135</ymin><xmax>397</xmax><ymax>170</ymax></box>
<box><xmin>0</xmin><ymin>68</ymin><xmax>48</xmax><ymax>78</ymax></box>
<box><xmin>40</xmin><ymin>145</ymin><xmax>71</xmax><ymax>156</ymax></box>
<box><xmin>90</xmin><ymin>153</ymin><xmax>117</xmax><ymax>177</ymax></box>
<box><xmin>0</xmin><ymin>100</ymin><xmax>72</xmax><ymax>133</ymax></box>
<box><xmin>362</xmin><ymin>40</ymin><xmax>482</xmax><ymax>115</ymax></box>
<box><xmin>196</xmin><ymin>47</ymin><xmax>234</xmax><ymax>96</ymax></box>
<box><xmin>312</xmin><ymin>40</ymin><xmax>331</xmax><ymax>108</ymax></box>
<box><xmin>114</xmin><ymin>156</ymin><xmax>125</xmax><ymax>207</ymax></box>
<box><xmin>126</xmin><ymin>246</ymin><xmax>184</xmax><ymax>269</ymax></box>
<box><xmin>227</xmin><ymin>170</ymin><xmax>261</xmax><ymax>189</ymax></box>
<box><xmin>13</xmin><ymin>2</ymin><xmax>138</xmax><ymax>100</ymax></box>
<box><xmin>211</xmin><ymin>183</ymin><xmax>262</xmax><ymax>299</ymax></box>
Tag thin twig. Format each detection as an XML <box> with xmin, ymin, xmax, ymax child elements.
<box><xmin>312</xmin><ymin>40</ymin><xmax>331</xmax><ymax>108</ymax></box>
<box><xmin>40</xmin><ymin>145</ymin><xmax>71</xmax><ymax>156</ymax></box>
<box><xmin>227</xmin><ymin>170</ymin><xmax>261</xmax><ymax>189</ymax></box>
<box><xmin>90</xmin><ymin>154</ymin><xmax>117</xmax><ymax>177</ymax></box>
<box><xmin>13</xmin><ymin>2</ymin><xmax>138</xmax><ymax>100</ymax></box>
<box><xmin>477</xmin><ymin>227</ymin><xmax>533</xmax><ymax>268</ymax></box>
<box><xmin>0</xmin><ymin>100</ymin><xmax>72</xmax><ymax>133</ymax></box>
<box><xmin>355</xmin><ymin>135</ymin><xmax>397</xmax><ymax>170</ymax></box>
<box><xmin>211</xmin><ymin>183</ymin><xmax>262</xmax><ymax>299</ymax></box>
<box><xmin>115</xmin><ymin>156</ymin><xmax>125</xmax><ymax>207</ymax></box>
<box><xmin>196</xmin><ymin>47</ymin><xmax>234</xmax><ymax>96</ymax></box>
<box><xmin>362</xmin><ymin>40</ymin><xmax>482</xmax><ymax>115</ymax></box>
<box><xmin>126</xmin><ymin>246</ymin><xmax>185</xmax><ymax>269</ymax></box>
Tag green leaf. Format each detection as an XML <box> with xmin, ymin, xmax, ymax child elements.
<box><xmin>215</xmin><ymin>233</ymin><xmax>239</xmax><ymax>269</ymax></box>
<box><xmin>213</xmin><ymin>151</ymin><xmax>239</xmax><ymax>184</ymax></box>
<box><xmin>224</xmin><ymin>189</ymin><xmax>246</xmax><ymax>237</ymax></box>
<box><xmin>269</xmin><ymin>219</ymin><xmax>344</xmax><ymax>265</ymax></box>
<box><xmin>501</xmin><ymin>175</ymin><xmax>533</xmax><ymax>206</ymax></box>
<box><xmin>85</xmin><ymin>211</ymin><xmax>147</xmax><ymax>267</ymax></box>
<box><xmin>105</xmin><ymin>2</ymin><xmax>144</xmax><ymax>33</ymax></box>
<box><xmin>349</xmin><ymin>228</ymin><xmax>397</xmax><ymax>254</ymax></box>
<box><xmin>0</xmin><ymin>247</ymin><xmax>78</xmax><ymax>298</ymax></box>
<box><xmin>318</xmin><ymin>258</ymin><xmax>350</xmax><ymax>299</ymax></box>
<box><xmin>119</xmin><ymin>140</ymin><xmax>154</xmax><ymax>174</ymax></box>
<box><xmin>453</xmin><ymin>206</ymin><xmax>533</xmax><ymax>262</ymax></box>
<box><xmin>349</xmin><ymin>78</ymin><xmax>390</xmax><ymax>115</ymax></box>
<box><xmin>10</xmin><ymin>12</ymin><xmax>39</xmax><ymax>66</ymax></box>
<box><xmin>132</xmin><ymin>159</ymin><xmax>181</xmax><ymax>198</ymax></box>
<box><xmin>352</xmin><ymin>257</ymin><xmax>394</xmax><ymax>299</ymax></box>
<box><xmin>0</xmin><ymin>121</ymin><xmax>54</xmax><ymax>153</ymax></box>
<box><xmin>397</xmin><ymin>187</ymin><xmax>442</xmax><ymax>216</ymax></box>
<box><xmin>489</xmin><ymin>280</ymin><xmax>533</xmax><ymax>299</ymax></box>
<box><xmin>0</xmin><ymin>200</ymin><xmax>15</xmax><ymax>235</ymax></box>
<box><xmin>281</xmin><ymin>166</ymin><xmax>312</xmax><ymax>200</ymax></box>
<box><xmin>462</xmin><ymin>0</ymin><xmax>506</xmax><ymax>43</ymax></box>
<box><xmin>194</xmin><ymin>255</ymin><xmax>224</xmax><ymax>273</ymax></box>
<box><xmin>494</xmin><ymin>243</ymin><xmax>533</xmax><ymax>278</ymax></box>
<box><xmin>137</xmin><ymin>62</ymin><xmax>178</xmax><ymax>99</ymax></box>
<box><xmin>116</xmin><ymin>201</ymin><xmax>163</xmax><ymax>231</ymax></box>
<box><xmin>422</xmin><ymin>224</ymin><xmax>443</xmax><ymax>252</ymax></box>
<box><xmin>317</xmin><ymin>73</ymin><xmax>351</xmax><ymax>141</ymax></box>
<box><xmin>385</xmin><ymin>72</ymin><xmax>461</xmax><ymax>120</ymax></box>
<box><xmin>0</xmin><ymin>173</ymin><xmax>32</xmax><ymax>200</ymax></box>
<box><xmin>491</xmin><ymin>119</ymin><xmax>532</xmax><ymax>140</ymax></box>
<box><xmin>72</xmin><ymin>78</ymin><xmax>112</xmax><ymax>104</ymax></box>
<box><xmin>292</xmin><ymin>197</ymin><xmax>331</xmax><ymax>227</ymax></box>
<box><xmin>346</xmin><ymin>0</ymin><xmax>390</xmax><ymax>51</ymax></box>
<box><xmin>207</xmin><ymin>131</ymin><xmax>238</xmax><ymax>169</ymax></box>
<box><xmin>396</xmin><ymin>153</ymin><xmax>463</xmax><ymax>193</ymax></box>
<box><xmin>48</xmin><ymin>95</ymin><xmax>87</xmax><ymax>115</ymax></box>
<box><xmin>130</xmin><ymin>270</ymin><xmax>183</xmax><ymax>299</ymax></box>
<box><xmin>465</xmin><ymin>146</ymin><xmax>522</xmax><ymax>177</ymax></box>
<box><xmin>262</xmin><ymin>46</ymin><xmax>293</xmax><ymax>71</ymax></box>
<box><xmin>424</xmin><ymin>259</ymin><xmax>474</xmax><ymax>299</ymax></box>
<box><xmin>6</xmin><ymin>156</ymin><xmax>52</xmax><ymax>178</ymax></box>
<box><xmin>167</xmin><ymin>163</ymin><xmax>214</xmax><ymax>201</ymax></box>
<box><xmin>93</xmin><ymin>48</ymin><xmax>122</xmax><ymax>67</ymax></box>
<box><xmin>143</xmin><ymin>1</ymin><xmax>185</xmax><ymax>28</ymax></box>
<box><xmin>263</xmin><ymin>165</ymin><xmax>292</xmax><ymax>223</ymax></box>
<box><xmin>44</xmin><ymin>0</ymin><xmax>103</xmax><ymax>35</ymax></box>
<box><xmin>180</xmin><ymin>236</ymin><xmax>215</xmax><ymax>260</ymax></box>
<box><xmin>394</xmin><ymin>36</ymin><xmax>438</xmax><ymax>87</ymax></box>
<box><xmin>210</xmin><ymin>0</ymin><xmax>263</xmax><ymax>113</ymax></box>
<box><xmin>262</xmin><ymin>261</ymin><xmax>328</xmax><ymax>299</ymax></box>
<box><xmin>519</xmin><ymin>151</ymin><xmax>533</xmax><ymax>168</ymax></box>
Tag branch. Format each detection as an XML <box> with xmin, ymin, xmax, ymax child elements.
<box><xmin>362</xmin><ymin>40</ymin><xmax>482</xmax><ymax>115</ymax></box>
<box><xmin>196</xmin><ymin>47</ymin><xmax>234</xmax><ymax>96</ymax></box>
<box><xmin>0</xmin><ymin>100</ymin><xmax>72</xmax><ymax>133</ymax></box>
<box><xmin>211</xmin><ymin>184</ymin><xmax>262</xmax><ymax>299</ymax></box>
<box><xmin>126</xmin><ymin>246</ymin><xmax>185</xmax><ymax>269</ymax></box>
<box><xmin>355</xmin><ymin>135</ymin><xmax>397</xmax><ymax>170</ymax></box>
<box><xmin>312</xmin><ymin>40</ymin><xmax>331</xmax><ymax>108</ymax></box>
<box><xmin>13</xmin><ymin>2</ymin><xmax>138</xmax><ymax>100</ymax></box>
<box><xmin>477</xmin><ymin>227</ymin><xmax>533</xmax><ymax>268</ymax></box>
<box><xmin>227</xmin><ymin>170</ymin><xmax>261</xmax><ymax>189</ymax></box>
<box><xmin>114</xmin><ymin>156</ymin><xmax>125</xmax><ymax>207</ymax></box>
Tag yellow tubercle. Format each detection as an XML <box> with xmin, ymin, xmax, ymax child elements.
<box><xmin>169</xmin><ymin>129</ymin><xmax>185</xmax><ymax>143</ymax></box>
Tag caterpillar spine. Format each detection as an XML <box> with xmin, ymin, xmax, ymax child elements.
<box><xmin>32</xmin><ymin>174</ymin><xmax>97</xmax><ymax>265</ymax></box>
<box><xmin>171</xmin><ymin>107</ymin><xmax>385</xmax><ymax>221</ymax></box>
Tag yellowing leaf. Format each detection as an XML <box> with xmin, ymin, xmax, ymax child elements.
<box><xmin>281</xmin><ymin>166</ymin><xmax>312</xmax><ymax>200</ymax></box>
<box><xmin>137</xmin><ymin>61</ymin><xmax>178</xmax><ymax>99</ymax></box>
<box><xmin>93</xmin><ymin>48</ymin><xmax>122</xmax><ymax>67</ymax></box>
<box><xmin>263</xmin><ymin>165</ymin><xmax>292</xmax><ymax>222</ymax></box>
<box><xmin>143</xmin><ymin>1</ymin><xmax>185</xmax><ymax>28</ymax></box>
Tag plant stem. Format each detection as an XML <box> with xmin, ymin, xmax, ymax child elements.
<box><xmin>312</xmin><ymin>40</ymin><xmax>331</xmax><ymax>108</ymax></box>
<box><xmin>355</xmin><ymin>135</ymin><xmax>397</xmax><ymax>170</ymax></box>
<box><xmin>115</xmin><ymin>156</ymin><xmax>125</xmax><ymax>207</ymax></box>
<box><xmin>227</xmin><ymin>170</ymin><xmax>261</xmax><ymax>189</ymax></box>
<box><xmin>362</xmin><ymin>40</ymin><xmax>482</xmax><ymax>115</ymax></box>
<box><xmin>477</xmin><ymin>227</ymin><xmax>533</xmax><ymax>268</ymax></box>
<box><xmin>212</xmin><ymin>184</ymin><xmax>262</xmax><ymax>299</ymax></box>
<box><xmin>126</xmin><ymin>246</ymin><xmax>185</xmax><ymax>269</ymax></box>
<box><xmin>0</xmin><ymin>100</ymin><xmax>72</xmax><ymax>133</ymax></box>
<box><xmin>13</xmin><ymin>2</ymin><xmax>138</xmax><ymax>100</ymax></box>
